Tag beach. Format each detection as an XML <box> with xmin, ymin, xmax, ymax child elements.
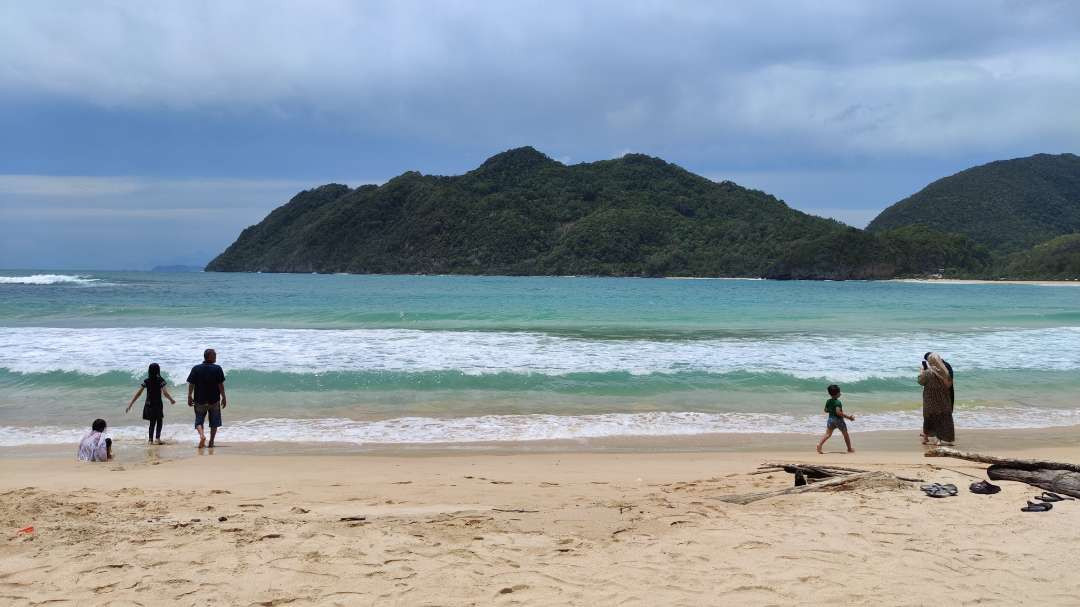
<box><xmin>890</xmin><ymin>278</ymin><xmax>1080</xmax><ymax>287</ymax></box>
<box><xmin>7</xmin><ymin>2</ymin><xmax>1080</xmax><ymax>604</ymax></box>
<box><xmin>4</xmin><ymin>429</ymin><xmax>1080</xmax><ymax>606</ymax></box>
<box><xmin>5</xmin><ymin>272</ymin><xmax>1080</xmax><ymax>604</ymax></box>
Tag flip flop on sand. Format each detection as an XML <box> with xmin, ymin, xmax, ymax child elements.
<box><xmin>1021</xmin><ymin>501</ymin><xmax>1052</xmax><ymax>512</ymax></box>
<box><xmin>969</xmin><ymin>480</ymin><xmax>1001</xmax><ymax>495</ymax></box>
<box><xmin>920</xmin><ymin>483</ymin><xmax>958</xmax><ymax>498</ymax></box>
<box><xmin>1035</xmin><ymin>492</ymin><xmax>1070</xmax><ymax>503</ymax></box>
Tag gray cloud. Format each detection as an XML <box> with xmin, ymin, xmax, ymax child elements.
<box><xmin>0</xmin><ymin>175</ymin><xmax>144</xmax><ymax>197</ymax></box>
<box><xmin>3</xmin><ymin>1</ymin><xmax>1078</xmax><ymax>160</ymax></box>
<box><xmin>0</xmin><ymin>176</ymin><xmax>371</xmax><ymax>269</ymax></box>
<box><xmin>0</xmin><ymin>176</ymin><xmax>343</xmax><ymax>202</ymax></box>
<box><xmin>2</xmin><ymin>1</ymin><xmax>1079</xmax><ymax>269</ymax></box>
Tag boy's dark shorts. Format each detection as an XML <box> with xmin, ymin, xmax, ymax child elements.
<box><xmin>194</xmin><ymin>402</ymin><xmax>222</xmax><ymax>429</ymax></box>
<box><xmin>826</xmin><ymin>416</ymin><xmax>847</xmax><ymax>432</ymax></box>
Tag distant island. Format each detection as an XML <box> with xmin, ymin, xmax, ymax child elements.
<box><xmin>207</xmin><ymin>148</ymin><xmax>1080</xmax><ymax>280</ymax></box>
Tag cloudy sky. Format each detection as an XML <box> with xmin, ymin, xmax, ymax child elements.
<box><xmin>2</xmin><ymin>1</ymin><xmax>1079</xmax><ymax>269</ymax></box>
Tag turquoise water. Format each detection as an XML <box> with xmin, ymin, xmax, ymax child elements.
<box><xmin>2</xmin><ymin>271</ymin><xmax>1080</xmax><ymax>445</ymax></box>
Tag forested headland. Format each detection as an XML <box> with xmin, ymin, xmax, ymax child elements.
<box><xmin>207</xmin><ymin>149</ymin><xmax>1079</xmax><ymax>280</ymax></box>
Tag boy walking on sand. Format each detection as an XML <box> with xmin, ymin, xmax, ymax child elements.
<box><xmin>817</xmin><ymin>384</ymin><xmax>855</xmax><ymax>454</ymax></box>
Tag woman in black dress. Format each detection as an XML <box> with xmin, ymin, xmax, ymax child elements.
<box><xmin>126</xmin><ymin>363</ymin><xmax>176</xmax><ymax>444</ymax></box>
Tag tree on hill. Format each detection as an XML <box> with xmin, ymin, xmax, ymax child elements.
<box><xmin>1003</xmin><ymin>233</ymin><xmax>1080</xmax><ymax>279</ymax></box>
<box><xmin>867</xmin><ymin>153</ymin><xmax>1080</xmax><ymax>254</ymax></box>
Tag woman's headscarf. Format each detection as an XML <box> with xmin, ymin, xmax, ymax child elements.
<box><xmin>926</xmin><ymin>352</ymin><xmax>953</xmax><ymax>388</ymax></box>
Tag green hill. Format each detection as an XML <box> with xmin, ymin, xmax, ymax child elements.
<box><xmin>867</xmin><ymin>153</ymin><xmax>1080</xmax><ymax>253</ymax></box>
<box><xmin>1003</xmin><ymin>233</ymin><xmax>1080</xmax><ymax>279</ymax></box>
<box><xmin>207</xmin><ymin>147</ymin><xmax>987</xmax><ymax>279</ymax></box>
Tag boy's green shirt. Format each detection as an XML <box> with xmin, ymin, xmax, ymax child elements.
<box><xmin>825</xmin><ymin>398</ymin><xmax>843</xmax><ymax>417</ymax></box>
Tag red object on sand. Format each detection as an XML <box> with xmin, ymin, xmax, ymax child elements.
<box><xmin>17</xmin><ymin>526</ymin><xmax>33</xmax><ymax>534</ymax></box>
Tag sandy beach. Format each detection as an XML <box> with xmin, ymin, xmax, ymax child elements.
<box><xmin>890</xmin><ymin>278</ymin><xmax>1080</xmax><ymax>287</ymax></box>
<box><xmin>3</xmin><ymin>429</ymin><xmax>1080</xmax><ymax>606</ymax></box>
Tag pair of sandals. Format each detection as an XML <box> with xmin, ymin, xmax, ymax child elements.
<box><xmin>922</xmin><ymin>480</ymin><xmax>1077</xmax><ymax>509</ymax></box>
<box><xmin>1022</xmin><ymin>491</ymin><xmax>1073</xmax><ymax>512</ymax></box>
<box><xmin>920</xmin><ymin>483</ymin><xmax>958</xmax><ymax>498</ymax></box>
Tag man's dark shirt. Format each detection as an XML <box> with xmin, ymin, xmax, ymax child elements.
<box><xmin>187</xmin><ymin>362</ymin><xmax>225</xmax><ymax>404</ymax></box>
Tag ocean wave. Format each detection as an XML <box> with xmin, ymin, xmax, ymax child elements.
<box><xmin>0</xmin><ymin>274</ymin><xmax>100</xmax><ymax>286</ymax></box>
<box><xmin>3</xmin><ymin>367</ymin><xmax>1078</xmax><ymax>395</ymax></box>
<box><xmin>2</xmin><ymin>326</ymin><xmax>1080</xmax><ymax>381</ymax></box>
<box><xmin>4</xmin><ymin>407</ymin><xmax>1080</xmax><ymax>446</ymax></box>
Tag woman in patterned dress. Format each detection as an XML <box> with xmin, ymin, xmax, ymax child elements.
<box><xmin>919</xmin><ymin>352</ymin><xmax>955</xmax><ymax>445</ymax></box>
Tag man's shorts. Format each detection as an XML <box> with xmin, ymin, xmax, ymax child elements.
<box><xmin>194</xmin><ymin>402</ymin><xmax>222</xmax><ymax>428</ymax></box>
<box><xmin>826</xmin><ymin>416</ymin><xmax>847</xmax><ymax>432</ymax></box>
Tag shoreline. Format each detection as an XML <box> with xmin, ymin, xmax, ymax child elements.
<box><xmin>10</xmin><ymin>270</ymin><xmax>1078</xmax><ymax>285</ymax></box>
<box><xmin>890</xmin><ymin>278</ymin><xmax>1080</xmax><ymax>286</ymax></box>
<box><xmin>8</xmin><ymin>425</ymin><xmax>1080</xmax><ymax>461</ymax></box>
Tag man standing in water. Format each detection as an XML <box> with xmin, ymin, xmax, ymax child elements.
<box><xmin>187</xmin><ymin>348</ymin><xmax>226</xmax><ymax>448</ymax></box>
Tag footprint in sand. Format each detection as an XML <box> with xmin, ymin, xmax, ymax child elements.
<box><xmin>735</xmin><ymin>540</ymin><xmax>771</xmax><ymax>550</ymax></box>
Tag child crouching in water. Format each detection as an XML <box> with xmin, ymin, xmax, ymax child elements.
<box><xmin>126</xmin><ymin>363</ymin><xmax>175</xmax><ymax>444</ymax></box>
<box><xmin>816</xmin><ymin>384</ymin><xmax>855</xmax><ymax>454</ymax></box>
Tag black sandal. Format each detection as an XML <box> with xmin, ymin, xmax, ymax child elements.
<box><xmin>1021</xmin><ymin>501</ymin><xmax>1052</xmax><ymax>512</ymax></box>
<box><xmin>969</xmin><ymin>480</ymin><xmax>1001</xmax><ymax>495</ymax></box>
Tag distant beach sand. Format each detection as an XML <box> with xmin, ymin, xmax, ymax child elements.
<box><xmin>891</xmin><ymin>278</ymin><xmax>1080</xmax><ymax>287</ymax></box>
<box><xmin>3</xmin><ymin>428</ymin><xmax>1080</xmax><ymax>605</ymax></box>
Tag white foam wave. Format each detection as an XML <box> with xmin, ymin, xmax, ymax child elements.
<box><xmin>2</xmin><ymin>326</ymin><xmax>1080</xmax><ymax>381</ymax></box>
<box><xmin>0</xmin><ymin>274</ymin><xmax>100</xmax><ymax>285</ymax></box>
<box><xmin>4</xmin><ymin>407</ymin><xmax>1080</xmax><ymax>446</ymax></box>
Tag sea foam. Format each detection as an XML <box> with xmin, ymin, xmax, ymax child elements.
<box><xmin>4</xmin><ymin>405</ymin><xmax>1080</xmax><ymax>447</ymax></box>
<box><xmin>0</xmin><ymin>274</ymin><xmax>100</xmax><ymax>286</ymax></box>
<box><xmin>2</xmin><ymin>326</ymin><xmax>1079</xmax><ymax>382</ymax></box>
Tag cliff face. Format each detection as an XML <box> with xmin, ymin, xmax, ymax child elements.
<box><xmin>207</xmin><ymin>147</ymin><xmax>987</xmax><ymax>279</ymax></box>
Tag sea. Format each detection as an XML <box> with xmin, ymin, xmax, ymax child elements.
<box><xmin>2</xmin><ymin>271</ymin><xmax>1080</xmax><ymax>448</ymax></box>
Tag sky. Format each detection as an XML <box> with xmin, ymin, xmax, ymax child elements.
<box><xmin>2</xmin><ymin>1</ymin><xmax>1079</xmax><ymax>270</ymax></box>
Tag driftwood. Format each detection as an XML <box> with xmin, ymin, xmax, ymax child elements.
<box><xmin>751</xmin><ymin>464</ymin><xmax>841</xmax><ymax>481</ymax></box>
<box><xmin>924</xmin><ymin>447</ymin><xmax>1080</xmax><ymax>473</ymax></box>
<box><xmin>986</xmin><ymin>466</ymin><xmax>1080</xmax><ymax>499</ymax></box>
<box><xmin>925</xmin><ymin>447</ymin><xmax>1080</xmax><ymax>498</ymax></box>
<box><xmin>717</xmin><ymin>471</ymin><xmax>901</xmax><ymax>505</ymax></box>
<box><xmin>764</xmin><ymin>463</ymin><xmax>868</xmax><ymax>475</ymax></box>
<box><xmin>756</xmin><ymin>462</ymin><xmax>923</xmax><ymax>484</ymax></box>
<box><xmin>924</xmin><ymin>464</ymin><xmax>982</xmax><ymax>480</ymax></box>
